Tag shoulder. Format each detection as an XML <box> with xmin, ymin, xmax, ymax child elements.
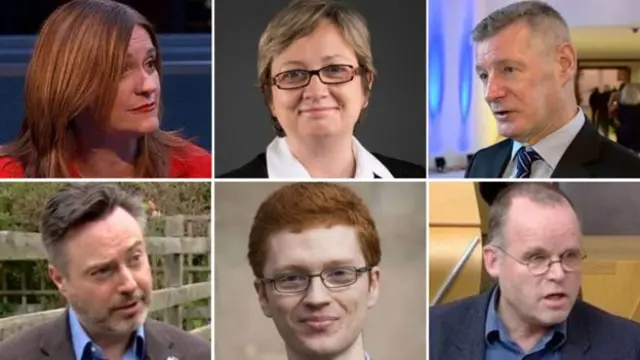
<box><xmin>217</xmin><ymin>153</ymin><xmax>268</xmax><ymax>178</ymax></box>
<box><xmin>473</xmin><ymin>139</ymin><xmax>511</xmax><ymax>159</ymax></box>
<box><xmin>430</xmin><ymin>294</ymin><xmax>483</xmax><ymax>322</ymax></box>
<box><xmin>0</xmin><ymin>319</ymin><xmax>52</xmax><ymax>357</ymax></box>
<box><xmin>0</xmin><ymin>156</ymin><xmax>24</xmax><ymax>178</ymax></box>
<box><xmin>169</xmin><ymin>142</ymin><xmax>212</xmax><ymax>178</ymax></box>
<box><xmin>598</xmin><ymin>136</ymin><xmax>640</xmax><ymax>166</ymax></box>
<box><xmin>576</xmin><ymin>301</ymin><xmax>640</xmax><ymax>334</ymax></box>
<box><xmin>371</xmin><ymin>153</ymin><xmax>426</xmax><ymax>178</ymax></box>
<box><xmin>145</xmin><ymin>319</ymin><xmax>211</xmax><ymax>354</ymax></box>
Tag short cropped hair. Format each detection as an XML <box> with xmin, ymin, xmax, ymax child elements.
<box><xmin>257</xmin><ymin>0</ymin><xmax>375</xmax><ymax>136</ymax></box>
<box><xmin>248</xmin><ymin>182</ymin><xmax>381</xmax><ymax>278</ymax></box>
<box><xmin>472</xmin><ymin>0</ymin><xmax>570</xmax><ymax>45</ymax></box>
<box><xmin>40</xmin><ymin>183</ymin><xmax>147</xmax><ymax>272</ymax></box>
<box><xmin>488</xmin><ymin>183</ymin><xmax>576</xmax><ymax>246</ymax></box>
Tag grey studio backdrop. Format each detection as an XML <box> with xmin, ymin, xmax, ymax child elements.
<box><xmin>214</xmin><ymin>182</ymin><xmax>427</xmax><ymax>360</ymax></box>
<box><xmin>214</xmin><ymin>0</ymin><xmax>427</xmax><ymax>175</ymax></box>
<box><xmin>559</xmin><ymin>182</ymin><xmax>640</xmax><ymax>235</ymax></box>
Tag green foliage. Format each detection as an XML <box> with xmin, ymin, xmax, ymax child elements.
<box><xmin>0</xmin><ymin>182</ymin><xmax>211</xmax><ymax>320</ymax></box>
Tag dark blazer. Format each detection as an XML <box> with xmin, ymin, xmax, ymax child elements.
<box><xmin>218</xmin><ymin>152</ymin><xmax>426</xmax><ymax>178</ymax></box>
<box><xmin>429</xmin><ymin>288</ymin><xmax>640</xmax><ymax>360</ymax></box>
<box><xmin>0</xmin><ymin>310</ymin><xmax>211</xmax><ymax>360</ymax></box>
<box><xmin>465</xmin><ymin>121</ymin><xmax>640</xmax><ymax>178</ymax></box>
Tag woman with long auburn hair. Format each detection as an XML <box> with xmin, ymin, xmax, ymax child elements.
<box><xmin>0</xmin><ymin>0</ymin><xmax>211</xmax><ymax>178</ymax></box>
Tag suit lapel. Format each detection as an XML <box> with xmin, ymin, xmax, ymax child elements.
<box><xmin>40</xmin><ymin>310</ymin><xmax>75</xmax><ymax>360</ymax></box>
<box><xmin>486</xmin><ymin>140</ymin><xmax>512</xmax><ymax>178</ymax></box>
<box><xmin>144</xmin><ymin>320</ymin><xmax>182</xmax><ymax>360</ymax></box>
<box><xmin>562</xmin><ymin>301</ymin><xmax>590</xmax><ymax>360</ymax></box>
<box><xmin>552</xmin><ymin>122</ymin><xmax>600</xmax><ymax>178</ymax></box>
<box><xmin>449</xmin><ymin>290</ymin><xmax>492</xmax><ymax>359</ymax></box>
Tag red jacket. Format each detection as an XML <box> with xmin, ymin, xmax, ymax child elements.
<box><xmin>0</xmin><ymin>142</ymin><xmax>211</xmax><ymax>178</ymax></box>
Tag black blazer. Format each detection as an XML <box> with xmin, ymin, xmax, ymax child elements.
<box><xmin>218</xmin><ymin>152</ymin><xmax>426</xmax><ymax>178</ymax></box>
<box><xmin>429</xmin><ymin>288</ymin><xmax>640</xmax><ymax>360</ymax></box>
<box><xmin>465</xmin><ymin>121</ymin><xmax>640</xmax><ymax>178</ymax></box>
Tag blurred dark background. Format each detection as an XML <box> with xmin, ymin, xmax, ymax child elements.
<box><xmin>0</xmin><ymin>0</ymin><xmax>212</xmax><ymax>151</ymax></box>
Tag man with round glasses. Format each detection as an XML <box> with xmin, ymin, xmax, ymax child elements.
<box><xmin>248</xmin><ymin>182</ymin><xmax>380</xmax><ymax>360</ymax></box>
<box><xmin>430</xmin><ymin>182</ymin><xmax>640</xmax><ymax>359</ymax></box>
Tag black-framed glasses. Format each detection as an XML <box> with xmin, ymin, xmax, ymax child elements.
<box><xmin>261</xmin><ymin>266</ymin><xmax>372</xmax><ymax>293</ymax></box>
<box><xmin>494</xmin><ymin>246</ymin><xmax>586</xmax><ymax>276</ymax></box>
<box><xmin>271</xmin><ymin>64</ymin><xmax>363</xmax><ymax>90</ymax></box>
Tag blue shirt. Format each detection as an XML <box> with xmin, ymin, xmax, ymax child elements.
<box><xmin>485</xmin><ymin>288</ymin><xmax>566</xmax><ymax>360</ymax></box>
<box><xmin>68</xmin><ymin>308</ymin><xmax>145</xmax><ymax>360</ymax></box>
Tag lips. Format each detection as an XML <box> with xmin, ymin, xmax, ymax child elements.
<box><xmin>130</xmin><ymin>102</ymin><xmax>156</xmax><ymax>112</ymax></box>
<box><xmin>300</xmin><ymin>107</ymin><xmax>337</xmax><ymax>113</ymax></box>
<box><xmin>300</xmin><ymin>316</ymin><xmax>339</xmax><ymax>331</ymax></box>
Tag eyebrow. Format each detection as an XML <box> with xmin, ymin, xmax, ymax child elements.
<box><xmin>476</xmin><ymin>58</ymin><xmax>526</xmax><ymax>72</ymax></box>
<box><xmin>270</xmin><ymin>258</ymin><xmax>359</xmax><ymax>275</ymax></box>
<box><xmin>125</xmin><ymin>48</ymin><xmax>157</xmax><ymax>60</ymax></box>
<box><xmin>83</xmin><ymin>240</ymin><xmax>144</xmax><ymax>275</ymax></box>
<box><xmin>278</xmin><ymin>54</ymin><xmax>354</xmax><ymax>70</ymax></box>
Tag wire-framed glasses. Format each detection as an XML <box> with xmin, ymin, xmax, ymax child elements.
<box><xmin>271</xmin><ymin>64</ymin><xmax>363</xmax><ymax>90</ymax></box>
<box><xmin>261</xmin><ymin>266</ymin><xmax>371</xmax><ymax>293</ymax></box>
<box><xmin>494</xmin><ymin>246</ymin><xmax>586</xmax><ymax>276</ymax></box>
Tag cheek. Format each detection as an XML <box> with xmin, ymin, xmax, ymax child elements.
<box><xmin>271</xmin><ymin>91</ymin><xmax>301</xmax><ymax>118</ymax></box>
<box><xmin>331</xmin><ymin>84</ymin><xmax>365</xmax><ymax>113</ymax></box>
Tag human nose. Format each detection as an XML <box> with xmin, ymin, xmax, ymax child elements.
<box><xmin>137</xmin><ymin>71</ymin><xmax>158</xmax><ymax>96</ymax></box>
<box><xmin>302</xmin><ymin>73</ymin><xmax>329</xmax><ymax>99</ymax></box>
<box><xmin>117</xmin><ymin>267</ymin><xmax>138</xmax><ymax>294</ymax></box>
<box><xmin>302</xmin><ymin>276</ymin><xmax>331</xmax><ymax>306</ymax></box>
<box><xmin>484</xmin><ymin>74</ymin><xmax>507</xmax><ymax>102</ymax></box>
<box><xmin>545</xmin><ymin>260</ymin><xmax>566</xmax><ymax>281</ymax></box>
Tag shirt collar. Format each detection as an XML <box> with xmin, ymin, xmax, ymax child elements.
<box><xmin>265</xmin><ymin>136</ymin><xmax>394</xmax><ymax>179</ymax></box>
<box><xmin>68</xmin><ymin>308</ymin><xmax>145</xmax><ymax>360</ymax></box>
<box><xmin>510</xmin><ymin>108</ymin><xmax>585</xmax><ymax>169</ymax></box>
<box><xmin>485</xmin><ymin>287</ymin><xmax>567</xmax><ymax>347</ymax></box>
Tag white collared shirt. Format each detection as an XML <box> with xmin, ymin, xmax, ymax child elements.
<box><xmin>502</xmin><ymin>108</ymin><xmax>586</xmax><ymax>178</ymax></box>
<box><xmin>265</xmin><ymin>136</ymin><xmax>394</xmax><ymax>179</ymax></box>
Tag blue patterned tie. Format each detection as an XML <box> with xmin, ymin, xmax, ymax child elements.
<box><xmin>514</xmin><ymin>146</ymin><xmax>543</xmax><ymax>178</ymax></box>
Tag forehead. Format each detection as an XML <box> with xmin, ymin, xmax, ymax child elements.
<box><xmin>127</xmin><ymin>25</ymin><xmax>154</xmax><ymax>53</ymax></box>
<box><xmin>263</xmin><ymin>224</ymin><xmax>365</xmax><ymax>273</ymax></box>
<box><xmin>271</xmin><ymin>20</ymin><xmax>358</xmax><ymax>70</ymax></box>
<box><xmin>64</xmin><ymin>207</ymin><xmax>144</xmax><ymax>266</ymax></box>
<box><xmin>475</xmin><ymin>21</ymin><xmax>537</xmax><ymax>64</ymax></box>
<box><xmin>503</xmin><ymin>197</ymin><xmax>580</xmax><ymax>252</ymax></box>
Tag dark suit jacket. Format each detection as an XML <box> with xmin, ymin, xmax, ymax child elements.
<box><xmin>0</xmin><ymin>310</ymin><xmax>211</xmax><ymax>360</ymax></box>
<box><xmin>429</xmin><ymin>289</ymin><xmax>640</xmax><ymax>360</ymax></box>
<box><xmin>218</xmin><ymin>152</ymin><xmax>426</xmax><ymax>178</ymax></box>
<box><xmin>465</xmin><ymin>121</ymin><xmax>640</xmax><ymax>178</ymax></box>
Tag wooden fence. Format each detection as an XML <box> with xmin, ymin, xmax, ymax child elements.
<box><xmin>0</xmin><ymin>215</ymin><xmax>211</xmax><ymax>342</ymax></box>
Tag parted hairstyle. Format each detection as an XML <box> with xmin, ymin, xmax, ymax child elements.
<box><xmin>0</xmin><ymin>0</ymin><xmax>188</xmax><ymax>177</ymax></box>
<box><xmin>40</xmin><ymin>183</ymin><xmax>147</xmax><ymax>273</ymax></box>
<box><xmin>257</xmin><ymin>0</ymin><xmax>376</xmax><ymax>137</ymax></box>
<box><xmin>248</xmin><ymin>182</ymin><xmax>381</xmax><ymax>278</ymax></box>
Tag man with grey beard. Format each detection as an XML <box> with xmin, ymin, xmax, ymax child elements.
<box><xmin>0</xmin><ymin>183</ymin><xmax>210</xmax><ymax>360</ymax></box>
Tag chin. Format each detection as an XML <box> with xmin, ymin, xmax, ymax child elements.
<box><xmin>296</xmin><ymin>336</ymin><xmax>347</xmax><ymax>357</ymax></box>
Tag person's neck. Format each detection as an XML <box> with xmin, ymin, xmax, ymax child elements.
<box><xmin>521</xmin><ymin>100</ymin><xmax>578</xmax><ymax>146</ymax></box>
<box><xmin>286</xmin><ymin>135</ymin><xmax>355</xmax><ymax>178</ymax></box>
<box><xmin>497</xmin><ymin>298</ymin><xmax>549</xmax><ymax>353</ymax></box>
<box><xmin>74</xmin><ymin>128</ymin><xmax>139</xmax><ymax>178</ymax></box>
<box><xmin>286</xmin><ymin>335</ymin><xmax>365</xmax><ymax>360</ymax></box>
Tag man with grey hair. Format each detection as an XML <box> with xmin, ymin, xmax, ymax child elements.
<box><xmin>430</xmin><ymin>182</ymin><xmax>640</xmax><ymax>359</ymax></box>
<box><xmin>0</xmin><ymin>183</ymin><xmax>210</xmax><ymax>360</ymax></box>
<box><xmin>465</xmin><ymin>0</ymin><xmax>640</xmax><ymax>178</ymax></box>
